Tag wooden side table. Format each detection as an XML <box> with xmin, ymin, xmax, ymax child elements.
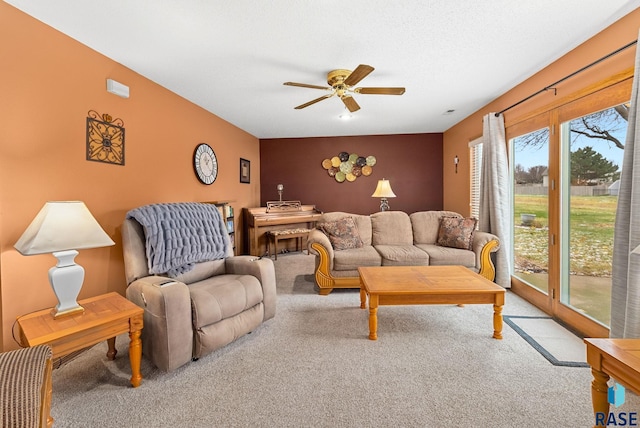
<box><xmin>584</xmin><ymin>338</ymin><xmax>640</xmax><ymax>424</ymax></box>
<box><xmin>16</xmin><ymin>292</ymin><xmax>144</xmax><ymax>388</ymax></box>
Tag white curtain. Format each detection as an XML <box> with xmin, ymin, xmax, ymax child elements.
<box><xmin>480</xmin><ymin>113</ymin><xmax>512</xmax><ymax>288</ymax></box>
<box><xmin>610</xmin><ymin>31</ymin><xmax>640</xmax><ymax>338</ymax></box>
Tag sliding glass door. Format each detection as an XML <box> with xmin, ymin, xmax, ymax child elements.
<box><xmin>506</xmin><ymin>78</ymin><xmax>631</xmax><ymax>337</ymax></box>
<box><xmin>511</xmin><ymin>127</ymin><xmax>550</xmax><ymax>296</ymax></box>
<box><xmin>559</xmin><ymin>105</ymin><xmax>627</xmax><ymax>327</ymax></box>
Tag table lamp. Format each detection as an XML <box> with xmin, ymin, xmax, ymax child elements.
<box><xmin>14</xmin><ymin>201</ymin><xmax>115</xmax><ymax>318</ymax></box>
<box><xmin>372</xmin><ymin>178</ymin><xmax>396</xmax><ymax>211</ymax></box>
<box><xmin>277</xmin><ymin>184</ymin><xmax>284</xmax><ymax>201</ymax></box>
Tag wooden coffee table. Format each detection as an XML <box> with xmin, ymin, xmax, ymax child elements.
<box><xmin>16</xmin><ymin>292</ymin><xmax>144</xmax><ymax>388</ymax></box>
<box><xmin>359</xmin><ymin>265</ymin><xmax>505</xmax><ymax>340</ymax></box>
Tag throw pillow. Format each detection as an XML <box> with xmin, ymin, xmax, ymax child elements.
<box><xmin>319</xmin><ymin>216</ymin><xmax>364</xmax><ymax>251</ymax></box>
<box><xmin>436</xmin><ymin>216</ymin><xmax>477</xmax><ymax>250</ymax></box>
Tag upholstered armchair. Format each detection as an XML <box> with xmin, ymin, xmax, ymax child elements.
<box><xmin>0</xmin><ymin>344</ymin><xmax>53</xmax><ymax>428</ymax></box>
<box><xmin>121</xmin><ymin>202</ymin><xmax>276</xmax><ymax>371</ymax></box>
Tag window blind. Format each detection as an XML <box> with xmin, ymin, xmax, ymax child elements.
<box><xmin>469</xmin><ymin>137</ymin><xmax>483</xmax><ymax>222</ymax></box>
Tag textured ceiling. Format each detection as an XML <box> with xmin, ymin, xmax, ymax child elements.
<box><xmin>5</xmin><ymin>1</ymin><xmax>640</xmax><ymax>138</ymax></box>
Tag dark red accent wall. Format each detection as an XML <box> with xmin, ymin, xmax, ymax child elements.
<box><xmin>259</xmin><ymin>133</ymin><xmax>443</xmax><ymax>215</ymax></box>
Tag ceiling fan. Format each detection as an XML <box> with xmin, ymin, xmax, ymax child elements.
<box><xmin>283</xmin><ymin>64</ymin><xmax>405</xmax><ymax>113</ymax></box>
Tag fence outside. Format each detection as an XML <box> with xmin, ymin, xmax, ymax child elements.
<box><xmin>515</xmin><ymin>184</ymin><xmax>615</xmax><ymax>196</ymax></box>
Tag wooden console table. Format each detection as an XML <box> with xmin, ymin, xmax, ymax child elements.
<box><xmin>16</xmin><ymin>292</ymin><xmax>144</xmax><ymax>388</ymax></box>
<box><xmin>584</xmin><ymin>338</ymin><xmax>640</xmax><ymax>422</ymax></box>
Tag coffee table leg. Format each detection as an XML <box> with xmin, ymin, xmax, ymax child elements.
<box><xmin>360</xmin><ymin>288</ymin><xmax>366</xmax><ymax>309</ymax></box>
<box><xmin>591</xmin><ymin>368</ymin><xmax>610</xmax><ymax>426</ymax></box>
<box><xmin>492</xmin><ymin>304</ymin><xmax>503</xmax><ymax>339</ymax></box>
<box><xmin>368</xmin><ymin>294</ymin><xmax>379</xmax><ymax>340</ymax></box>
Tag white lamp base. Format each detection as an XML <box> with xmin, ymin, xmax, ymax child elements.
<box><xmin>48</xmin><ymin>250</ymin><xmax>85</xmax><ymax>318</ymax></box>
<box><xmin>379</xmin><ymin>197</ymin><xmax>390</xmax><ymax>212</ymax></box>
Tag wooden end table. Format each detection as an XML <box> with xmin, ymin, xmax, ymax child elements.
<box><xmin>584</xmin><ymin>338</ymin><xmax>640</xmax><ymax>425</ymax></box>
<box><xmin>16</xmin><ymin>292</ymin><xmax>144</xmax><ymax>388</ymax></box>
<box><xmin>359</xmin><ymin>265</ymin><xmax>505</xmax><ymax>340</ymax></box>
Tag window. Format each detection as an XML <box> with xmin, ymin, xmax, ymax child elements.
<box><xmin>469</xmin><ymin>137</ymin><xmax>483</xmax><ymax>222</ymax></box>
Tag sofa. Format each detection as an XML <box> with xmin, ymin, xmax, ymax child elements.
<box><xmin>307</xmin><ymin>210</ymin><xmax>500</xmax><ymax>295</ymax></box>
<box><xmin>121</xmin><ymin>202</ymin><xmax>276</xmax><ymax>371</ymax></box>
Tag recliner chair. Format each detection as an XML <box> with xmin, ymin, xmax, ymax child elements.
<box><xmin>121</xmin><ymin>203</ymin><xmax>276</xmax><ymax>371</ymax></box>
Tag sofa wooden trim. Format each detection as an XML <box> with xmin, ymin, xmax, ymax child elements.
<box><xmin>311</xmin><ymin>242</ymin><xmax>361</xmax><ymax>295</ymax></box>
<box><xmin>477</xmin><ymin>238</ymin><xmax>499</xmax><ymax>281</ymax></box>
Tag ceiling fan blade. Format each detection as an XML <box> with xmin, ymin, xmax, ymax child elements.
<box><xmin>341</xmin><ymin>95</ymin><xmax>360</xmax><ymax>112</ymax></box>
<box><xmin>284</xmin><ymin>82</ymin><xmax>330</xmax><ymax>90</ymax></box>
<box><xmin>356</xmin><ymin>87</ymin><xmax>406</xmax><ymax>95</ymax></box>
<box><xmin>343</xmin><ymin>64</ymin><xmax>374</xmax><ymax>87</ymax></box>
<box><xmin>294</xmin><ymin>94</ymin><xmax>334</xmax><ymax>109</ymax></box>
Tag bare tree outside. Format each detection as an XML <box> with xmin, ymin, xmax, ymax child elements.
<box><xmin>514</xmin><ymin>164</ymin><xmax>547</xmax><ymax>184</ymax></box>
<box><xmin>514</xmin><ymin>103</ymin><xmax>628</xmax><ymax>153</ymax></box>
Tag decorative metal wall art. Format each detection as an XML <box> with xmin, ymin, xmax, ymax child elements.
<box><xmin>321</xmin><ymin>151</ymin><xmax>376</xmax><ymax>182</ymax></box>
<box><xmin>86</xmin><ymin>110</ymin><xmax>125</xmax><ymax>165</ymax></box>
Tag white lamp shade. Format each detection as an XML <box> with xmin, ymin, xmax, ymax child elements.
<box><xmin>15</xmin><ymin>201</ymin><xmax>115</xmax><ymax>255</ymax></box>
<box><xmin>371</xmin><ymin>179</ymin><xmax>396</xmax><ymax>198</ymax></box>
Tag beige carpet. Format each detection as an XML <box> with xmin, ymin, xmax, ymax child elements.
<box><xmin>48</xmin><ymin>253</ymin><xmax>638</xmax><ymax>427</ymax></box>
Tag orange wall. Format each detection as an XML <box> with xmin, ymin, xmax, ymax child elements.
<box><xmin>0</xmin><ymin>3</ymin><xmax>261</xmax><ymax>350</ymax></box>
<box><xmin>443</xmin><ymin>8</ymin><xmax>640</xmax><ymax>216</ymax></box>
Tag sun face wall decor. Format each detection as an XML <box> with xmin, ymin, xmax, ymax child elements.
<box><xmin>321</xmin><ymin>151</ymin><xmax>376</xmax><ymax>182</ymax></box>
<box><xmin>86</xmin><ymin>110</ymin><xmax>125</xmax><ymax>165</ymax></box>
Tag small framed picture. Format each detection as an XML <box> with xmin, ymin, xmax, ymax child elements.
<box><xmin>240</xmin><ymin>158</ymin><xmax>250</xmax><ymax>183</ymax></box>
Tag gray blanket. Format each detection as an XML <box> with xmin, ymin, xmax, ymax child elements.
<box><xmin>126</xmin><ymin>202</ymin><xmax>229</xmax><ymax>277</ymax></box>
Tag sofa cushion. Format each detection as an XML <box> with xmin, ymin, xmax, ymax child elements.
<box><xmin>189</xmin><ymin>274</ymin><xmax>263</xmax><ymax>328</ymax></box>
<box><xmin>319</xmin><ymin>212</ymin><xmax>372</xmax><ymax>245</ymax></box>
<box><xmin>319</xmin><ymin>216</ymin><xmax>364</xmax><ymax>251</ymax></box>
<box><xmin>416</xmin><ymin>244</ymin><xmax>476</xmax><ymax>268</ymax></box>
<box><xmin>333</xmin><ymin>246</ymin><xmax>382</xmax><ymax>271</ymax></box>
<box><xmin>371</xmin><ymin>211</ymin><xmax>413</xmax><ymax>246</ymax></box>
<box><xmin>375</xmin><ymin>245</ymin><xmax>430</xmax><ymax>266</ymax></box>
<box><xmin>410</xmin><ymin>211</ymin><xmax>462</xmax><ymax>244</ymax></box>
<box><xmin>436</xmin><ymin>216</ymin><xmax>477</xmax><ymax>250</ymax></box>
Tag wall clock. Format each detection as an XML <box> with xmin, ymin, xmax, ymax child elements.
<box><xmin>193</xmin><ymin>143</ymin><xmax>218</xmax><ymax>185</ymax></box>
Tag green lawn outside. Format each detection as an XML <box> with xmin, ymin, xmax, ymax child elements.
<box><xmin>513</xmin><ymin>194</ymin><xmax>617</xmax><ymax>325</ymax></box>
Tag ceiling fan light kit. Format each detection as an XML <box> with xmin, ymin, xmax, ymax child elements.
<box><xmin>284</xmin><ymin>64</ymin><xmax>405</xmax><ymax>113</ymax></box>
<box><xmin>339</xmin><ymin>109</ymin><xmax>352</xmax><ymax>120</ymax></box>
